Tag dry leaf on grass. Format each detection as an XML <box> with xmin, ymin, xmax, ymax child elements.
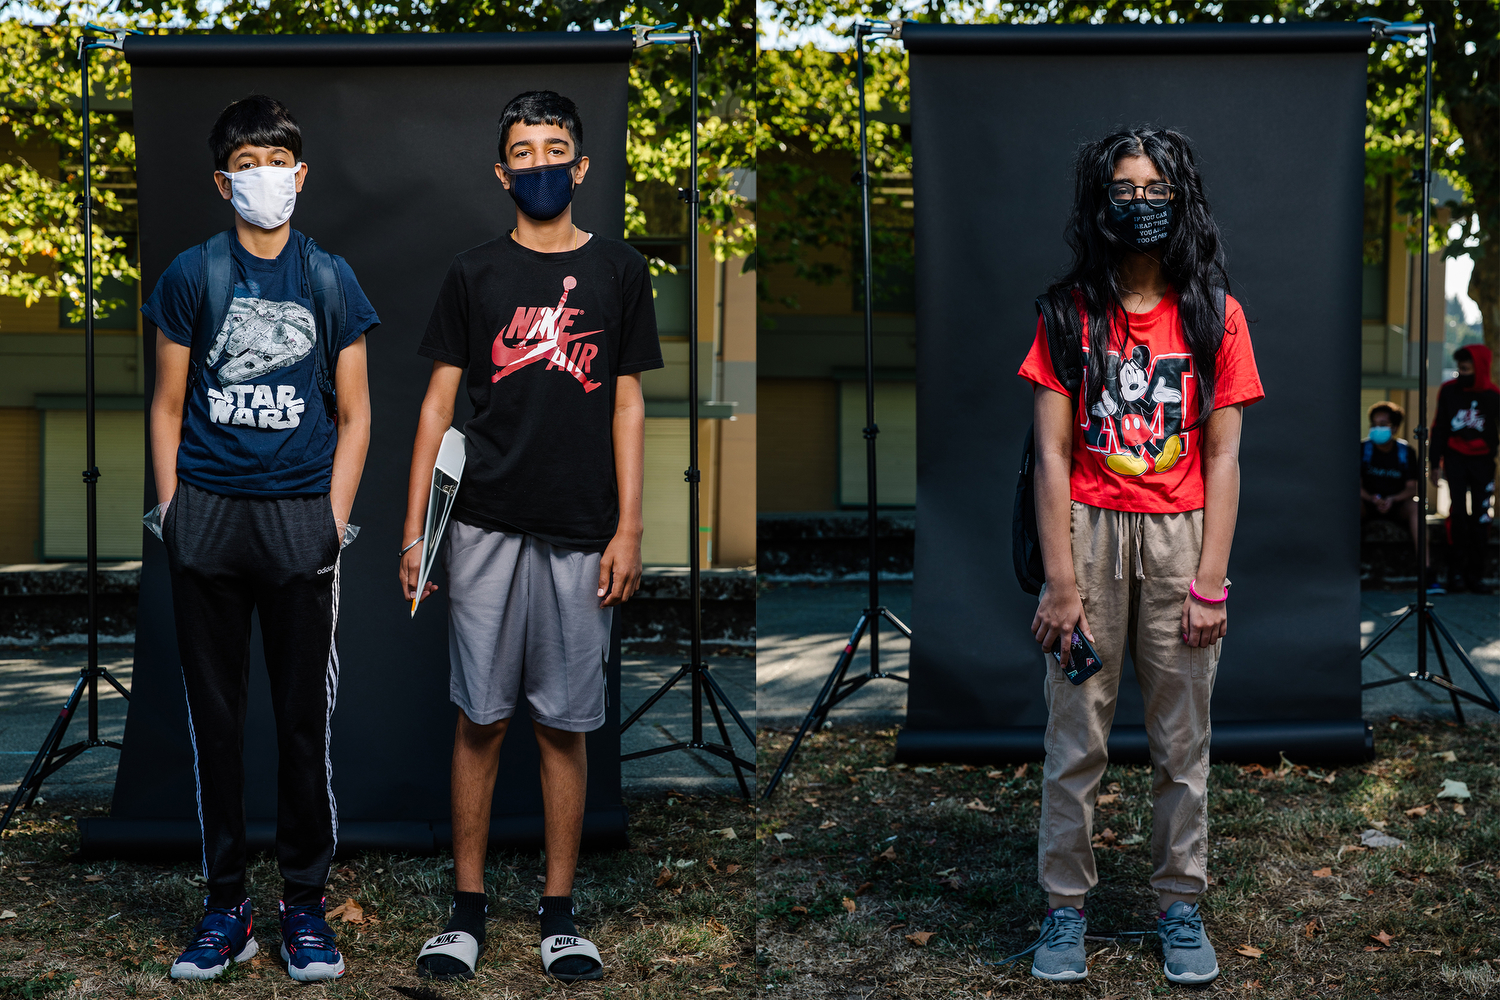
<box><xmin>724</xmin><ymin>864</ymin><xmax>741</xmax><ymax>875</ymax></box>
<box><xmin>1433</xmin><ymin>750</ymin><xmax>1458</xmax><ymax>762</ymax></box>
<box><xmin>877</xmin><ymin>846</ymin><xmax>898</xmax><ymax>862</ymax></box>
<box><xmin>1370</xmin><ymin>930</ymin><xmax>1395</xmax><ymax>947</ymax></box>
<box><xmin>905</xmin><ymin>930</ymin><xmax>934</xmax><ymax>946</ymax></box>
<box><xmin>1311</xmin><ymin>867</ymin><xmax>1333</xmax><ymax>878</ymax></box>
<box><xmin>83</xmin><ymin>874</ymin><xmax>105</xmax><ymax>882</ymax></box>
<box><xmin>1454</xmin><ymin>803</ymin><xmax>1467</xmax><ymax>815</ymax></box>
<box><xmin>774</xmin><ymin>832</ymin><xmax>794</xmax><ymax>843</ymax></box>
<box><xmin>1013</xmin><ymin>764</ymin><xmax>1028</xmax><ymax>779</ymax></box>
<box><xmin>1405</xmin><ymin>805</ymin><xmax>1430</xmax><ymax>818</ymax></box>
<box><xmin>709</xmin><ymin>827</ymin><xmax>737</xmax><ymax>839</ymax></box>
<box><xmin>1304</xmin><ymin>918</ymin><xmax>1322</xmax><ymax>940</ymax></box>
<box><xmin>855</xmin><ymin>882</ymin><xmax>874</xmax><ymax>896</ymax></box>
<box><xmin>1409</xmin><ymin>947</ymin><xmax>1442</xmax><ymax>956</ymax></box>
<box><xmin>1096</xmin><ymin>793</ymin><xmax>1120</xmax><ymax>806</ymax></box>
<box><xmin>325</xmin><ymin>898</ymin><xmax>364</xmax><ymax>923</ymax></box>
<box><xmin>987</xmin><ymin>770</ymin><xmax>1004</xmax><ymax>779</ymax></box>
<box><xmin>1091</xmin><ymin>828</ymin><xmax>1117</xmax><ymax>847</ymax></box>
<box><xmin>706</xmin><ymin>917</ymin><xmax>729</xmax><ymax>935</ymax></box>
<box><xmin>0</xmin><ymin>911</ymin><xmax>15</xmax><ymax>920</ymax></box>
<box><xmin>1336</xmin><ymin>845</ymin><xmax>1368</xmax><ymax>859</ymax></box>
<box><xmin>963</xmin><ymin>799</ymin><xmax>996</xmax><ymax>813</ymax></box>
<box><xmin>654</xmin><ymin>867</ymin><xmax>673</xmax><ymax>888</ymax></box>
<box><xmin>718</xmin><ymin>962</ymin><xmax>737</xmax><ymax>971</ymax></box>
<box><xmin>842</xmin><ymin>897</ymin><xmax>856</xmax><ymax>914</ymax></box>
<box><xmin>706</xmin><ymin>858</ymin><xmax>718</xmax><ymax>873</ymax></box>
<box><xmin>1235</xmin><ymin>944</ymin><xmax>1264</xmax><ymax>958</ymax></box>
<box><xmin>818</xmin><ymin>820</ymin><xmax>838</xmax><ymax>830</ymax></box>
<box><xmin>790</xmin><ymin>905</ymin><xmax>807</xmax><ymax>915</ymax></box>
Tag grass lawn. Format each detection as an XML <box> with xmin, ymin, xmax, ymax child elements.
<box><xmin>756</xmin><ymin>718</ymin><xmax>1500</xmax><ymax>999</ymax></box>
<box><xmin>0</xmin><ymin>790</ymin><xmax>754</xmax><ymax>999</ymax></box>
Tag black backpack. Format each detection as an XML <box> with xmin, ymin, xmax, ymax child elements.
<box><xmin>187</xmin><ymin>230</ymin><xmax>348</xmax><ymax>419</ymax></box>
<box><xmin>1012</xmin><ymin>287</ymin><xmax>1227</xmax><ymax>595</ymax></box>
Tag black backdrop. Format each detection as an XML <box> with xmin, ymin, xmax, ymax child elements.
<box><xmin>82</xmin><ymin>32</ymin><xmax>633</xmax><ymax>857</ymax></box>
<box><xmin>896</xmin><ymin>22</ymin><xmax>1375</xmax><ymax>765</ymax></box>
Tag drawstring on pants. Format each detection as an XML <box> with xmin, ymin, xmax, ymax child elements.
<box><xmin>1112</xmin><ymin>511</ymin><xmax>1147</xmax><ymax>581</ymax></box>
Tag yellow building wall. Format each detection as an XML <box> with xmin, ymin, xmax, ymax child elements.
<box><xmin>758</xmin><ymin>379</ymin><xmax>838</xmax><ymax>512</ymax></box>
<box><xmin>0</xmin><ymin>407</ymin><xmax>41</xmax><ymax>562</ymax></box>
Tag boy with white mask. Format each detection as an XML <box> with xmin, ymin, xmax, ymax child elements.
<box><xmin>143</xmin><ymin>95</ymin><xmax>379</xmax><ymax>983</ymax></box>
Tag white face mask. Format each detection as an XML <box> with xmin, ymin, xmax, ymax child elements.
<box><xmin>223</xmin><ymin>162</ymin><xmax>302</xmax><ymax>230</ymax></box>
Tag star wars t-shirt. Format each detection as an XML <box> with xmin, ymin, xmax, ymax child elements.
<box><xmin>1360</xmin><ymin>438</ymin><xmax>1419</xmax><ymax>498</ymax></box>
<box><xmin>1018</xmin><ymin>290</ymin><xmax>1264</xmax><ymax>514</ymax></box>
<box><xmin>418</xmin><ymin>233</ymin><xmax>663</xmax><ymax>551</ymax></box>
<box><xmin>142</xmin><ymin>230</ymin><xmax>379</xmax><ymax>497</ymax></box>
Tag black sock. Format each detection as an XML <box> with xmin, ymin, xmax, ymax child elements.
<box><xmin>447</xmin><ymin>891</ymin><xmax>488</xmax><ymax>945</ymax></box>
<box><xmin>539</xmin><ymin>896</ymin><xmax>576</xmax><ymax>939</ymax></box>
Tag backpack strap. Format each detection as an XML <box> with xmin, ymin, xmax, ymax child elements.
<box><xmin>1035</xmin><ymin>294</ymin><xmax>1085</xmax><ymax>395</ymax></box>
<box><xmin>301</xmin><ymin>235</ymin><xmax>348</xmax><ymax>420</ymax></box>
<box><xmin>188</xmin><ymin>231</ymin><xmax>236</xmax><ymax>394</ymax></box>
<box><xmin>1362</xmin><ymin>440</ymin><xmax>1373</xmax><ymax>466</ymax></box>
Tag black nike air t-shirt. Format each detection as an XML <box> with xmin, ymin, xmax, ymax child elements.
<box><xmin>418</xmin><ymin>233</ymin><xmax>663</xmax><ymax>550</ymax></box>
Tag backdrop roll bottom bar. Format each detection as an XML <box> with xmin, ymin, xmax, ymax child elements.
<box><xmin>894</xmin><ymin>719</ymin><xmax>1375</xmax><ymax>767</ymax></box>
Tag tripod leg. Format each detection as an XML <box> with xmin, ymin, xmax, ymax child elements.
<box><xmin>621</xmin><ymin>663</ymin><xmax>692</xmax><ymax>734</ymax></box>
<box><xmin>762</xmin><ymin>613</ymin><xmax>869</xmax><ymax>800</ymax></box>
<box><xmin>100</xmin><ymin>667</ymin><xmax>131</xmax><ymax>701</ymax></box>
<box><xmin>1360</xmin><ymin>604</ymin><xmax>1415</xmax><ymax>661</ymax></box>
<box><xmin>702</xmin><ymin>679</ymin><xmax>751</xmax><ymax>800</ymax></box>
<box><xmin>1</xmin><ymin>674</ymin><xmax>87</xmax><ymax>832</ymax></box>
<box><xmin>701</xmin><ymin>666</ymin><xmax>756</xmax><ymax>746</ymax></box>
<box><xmin>1426</xmin><ymin>622</ymin><xmax>1465</xmax><ymax>726</ymax></box>
<box><xmin>1427</xmin><ymin>609</ymin><xmax>1500</xmax><ymax>713</ymax></box>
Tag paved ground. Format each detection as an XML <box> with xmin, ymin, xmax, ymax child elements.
<box><xmin>0</xmin><ymin>649</ymin><xmax>754</xmax><ymax>808</ymax></box>
<box><xmin>757</xmin><ymin>582</ymin><xmax>1499</xmax><ymax>727</ymax></box>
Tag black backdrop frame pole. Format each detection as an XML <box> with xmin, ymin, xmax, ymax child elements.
<box><xmin>1358</xmin><ymin>18</ymin><xmax>1498</xmax><ymax>721</ymax></box>
<box><xmin>0</xmin><ymin>24</ymin><xmax>138</xmax><ymax>837</ymax></box>
<box><xmin>618</xmin><ymin>24</ymin><xmax>755</xmax><ymax>798</ymax></box>
<box><xmin>762</xmin><ymin>19</ymin><xmax>911</xmax><ymax>801</ymax></box>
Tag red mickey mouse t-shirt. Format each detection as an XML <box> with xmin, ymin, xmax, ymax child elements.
<box><xmin>1017</xmin><ymin>289</ymin><xmax>1263</xmax><ymax>514</ymax></box>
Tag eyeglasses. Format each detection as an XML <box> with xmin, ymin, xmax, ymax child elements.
<box><xmin>1104</xmin><ymin>181</ymin><xmax>1174</xmax><ymax>208</ymax></box>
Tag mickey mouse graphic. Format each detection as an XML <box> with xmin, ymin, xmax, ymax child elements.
<box><xmin>1090</xmin><ymin>345</ymin><xmax>1185</xmax><ymax>477</ymax></box>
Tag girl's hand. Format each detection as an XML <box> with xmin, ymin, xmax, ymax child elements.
<box><xmin>1181</xmin><ymin>592</ymin><xmax>1226</xmax><ymax>648</ymax></box>
<box><xmin>1032</xmin><ymin>584</ymin><xmax>1093</xmax><ymax>658</ymax></box>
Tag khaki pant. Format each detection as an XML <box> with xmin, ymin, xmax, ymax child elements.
<box><xmin>1038</xmin><ymin>501</ymin><xmax>1219</xmax><ymax>909</ymax></box>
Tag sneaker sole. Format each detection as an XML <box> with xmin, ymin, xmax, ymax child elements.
<box><xmin>1163</xmin><ymin>961</ymin><xmax>1220</xmax><ymax>985</ymax></box>
<box><xmin>1030</xmin><ymin>963</ymin><xmax>1088</xmax><ymax>982</ymax></box>
<box><xmin>170</xmin><ymin>937</ymin><xmax>258</xmax><ymax>980</ymax></box>
<box><xmin>280</xmin><ymin>941</ymin><xmax>346</xmax><ymax>982</ymax></box>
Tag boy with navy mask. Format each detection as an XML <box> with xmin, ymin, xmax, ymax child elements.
<box><xmin>143</xmin><ymin>95</ymin><xmax>379</xmax><ymax>982</ymax></box>
<box><xmin>401</xmin><ymin>90</ymin><xmax>661</xmax><ymax>983</ymax></box>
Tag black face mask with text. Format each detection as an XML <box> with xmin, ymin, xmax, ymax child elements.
<box><xmin>1106</xmin><ymin>199</ymin><xmax>1173</xmax><ymax>252</ymax></box>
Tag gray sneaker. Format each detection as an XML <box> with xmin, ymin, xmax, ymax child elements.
<box><xmin>1030</xmin><ymin>906</ymin><xmax>1088</xmax><ymax>982</ymax></box>
<box><xmin>1158</xmin><ymin>901</ymin><xmax>1219</xmax><ymax>984</ymax></box>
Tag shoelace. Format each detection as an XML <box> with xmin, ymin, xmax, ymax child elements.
<box><xmin>987</xmin><ymin>911</ymin><xmax>1086</xmax><ymax>967</ymax></box>
<box><xmin>187</xmin><ymin>909</ymin><xmax>244</xmax><ymax>955</ymax></box>
<box><xmin>283</xmin><ymin>909</ymin><xmax>336</xmax><ymax>954</ymax></box>
<box><xmin>1158</xmin><ymin>907</ymin><xmax>1205</xmax><ymax>950</ymax></box>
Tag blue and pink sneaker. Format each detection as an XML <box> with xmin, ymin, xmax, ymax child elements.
<box><xmin>170</xmin><ymin>897</ymin><xmax>258</xmax><ymax>980</ymax></box>
<box><xmin>278</xmin><ymin>898</ymin><xmax>346</xmax><ymax>982</ymax></box>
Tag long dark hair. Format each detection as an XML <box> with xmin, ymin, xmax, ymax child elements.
<box><xmin>1045</xmin><ymin>127</ymin><xmax>1231</xmax><ymax>431</ymax></box>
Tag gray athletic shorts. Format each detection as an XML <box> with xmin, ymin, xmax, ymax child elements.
<box><xmin>445</xmin><ymin>521</ymin><xmax>612</xmax><ymax>732</ymax></box>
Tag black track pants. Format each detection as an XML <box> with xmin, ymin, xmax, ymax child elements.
<box><xmin>1444</xmin><ymin>453</ymin><xmax>1496</xmax><ymax>587</ymax></box>
<box><xmin>164</xmin><ymin>481</ymin><xmax>342</xmax><ymax>907</ymax></box>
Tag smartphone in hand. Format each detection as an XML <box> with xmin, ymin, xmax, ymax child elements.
<box><xmin>1051</xmin><ymin>627</ymin><xmax>1103</xmax><ymax>685</ymax></box>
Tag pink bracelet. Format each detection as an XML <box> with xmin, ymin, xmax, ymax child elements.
<box><xmin>1189</xmin><ymin>578</ymin><xmax>1230</xmax><ymax>604</ymax></box>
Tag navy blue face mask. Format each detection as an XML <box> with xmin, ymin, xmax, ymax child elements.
<box><xmin>503</xmin><ymin>155</ymin><xmax>580</xmax><ymax>222</ymax></box>
<box><xmin>1106</xmin><ymin>198</ymin><xmax>1173</xmax><ymax>252</ymax></box>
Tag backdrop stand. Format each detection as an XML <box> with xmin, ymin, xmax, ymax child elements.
<box><xmin>1357</xmin><ymin>18</ymin><xmax>1498</xmax><ymax>722</ymax></box>
<box><xmin>1</xmin><ymin>23</ymin><xmax>139</xmax><ymax>837</ymax></box>
<box><xmin>618</xmin><ymin>24</ymin><xmax>755</xmax><ymax>798</ymax></box>
<box><xmin>762</xmin><ymin>19</ymin><xmax>909</xmax><ymax>801</ymax></box>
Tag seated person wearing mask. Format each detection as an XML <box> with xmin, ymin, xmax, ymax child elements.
<box><xmin>1359</xmin><ymin>401</ymin><xmax>1423</xmax><ymax>575</ymax></box>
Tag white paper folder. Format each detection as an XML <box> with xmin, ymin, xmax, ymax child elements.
<box><xmin>412</xmin><ymin>426</ymin><xmax>466</xmax><ymax>617</ymax></box>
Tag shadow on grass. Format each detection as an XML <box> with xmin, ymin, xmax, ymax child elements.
<box><xmin>756</xmin><ymin>719</ymin><xmax>1500</xmax><ymax>1000</ymax></box>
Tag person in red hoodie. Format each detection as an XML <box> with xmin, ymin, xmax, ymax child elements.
<box><xmin>1430</xmin><ymin>344</ymin><xmax>1498</xmax><ymax>594</ymax></box>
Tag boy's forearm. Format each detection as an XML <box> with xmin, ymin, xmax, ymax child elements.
<box><xmin>329</xmin><ymin>412</ymin><xmax>369</xmax><ymax>525</ymax></box>
<box><xmin>150</xmin><ymin>398</ymin><xmax>182</xmax><ymax>506</ymax></box>
<box><xmin>611</xmin><ymin>386</ymin><xmax>645</xmax><ymax>540</ymax></box>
